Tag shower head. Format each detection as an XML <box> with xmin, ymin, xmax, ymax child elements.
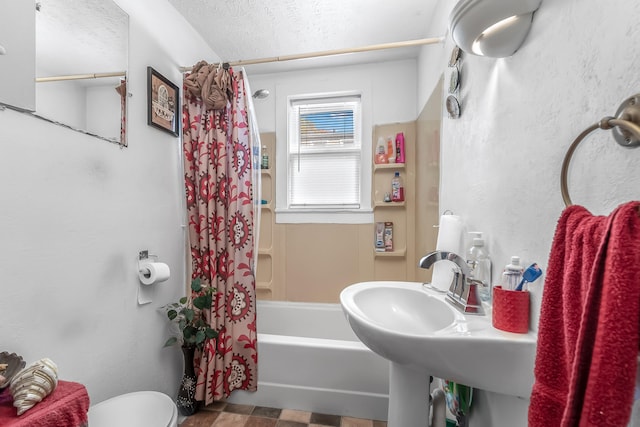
<box><xmin>252</xmin><ymin>89</ymin><xmax>270</xmax><ymax>99</ymax></box>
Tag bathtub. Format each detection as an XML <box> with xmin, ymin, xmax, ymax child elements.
<box><xmin>226</xmin><ymin>300</ymin><xmax>390</xmax><ymax>420</ymax></box>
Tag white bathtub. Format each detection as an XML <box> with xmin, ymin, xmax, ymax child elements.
<box><xmin>226</xmin><ymin>300</ymin><xmax>389</xmax><ymax>420</ymax></box>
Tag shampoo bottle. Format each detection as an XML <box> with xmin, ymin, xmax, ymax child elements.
<box><xmin>466</xmin><ymin>232</ymin><xmax>491</xmax><ymax>303</ymax></box>
<box><xmin>395</xmin><ymin>132</ymin><xmax>405</xmax><ymax>163</ymax></box>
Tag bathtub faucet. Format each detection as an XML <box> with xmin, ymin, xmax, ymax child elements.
<box><xmin>418</xmin><ymin>250</ymin><xmax>485</xmax><ymax>315</ymax></box>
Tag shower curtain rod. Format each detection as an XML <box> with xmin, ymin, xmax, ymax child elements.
<box><xmin>35</xmin><ymin>71</ymin><xmax>126</xmax><ymax>83</ymax></box>
<box><xmin>179</xmin><ymin>36</ymin><xmax>445</xmax><ymax>71</ymax></box>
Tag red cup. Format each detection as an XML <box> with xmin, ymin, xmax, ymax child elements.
<box><xmin>492</xmin><ymin>286</ymin><xmax>530</xmax><ymax>333</ymax></box>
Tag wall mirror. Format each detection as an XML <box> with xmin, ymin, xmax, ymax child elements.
<box><xmin>36</xmin><ymin>0</ymin><xmax>129</xmax><ymax>145</ymax></box>
<box><xmin>0</xmin><ymin>1</ymin><xmax>35</xmax><ymax>111</ymax></box>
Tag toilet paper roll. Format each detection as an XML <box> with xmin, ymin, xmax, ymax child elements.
<box><xmin>431</xmin><ymin>214</ymin><xmax>464</xmax><ymax>292</ymax></box>
<box><xmin>139</xmin><ymin>262</ymin><xmax>171</xmax><ymax>285</ymax></box>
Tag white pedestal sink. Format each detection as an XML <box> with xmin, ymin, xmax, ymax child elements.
<box><xmin>340</xmin><ymin>281</ymin><xmax>537</xmax><ymax>426</ymax></box>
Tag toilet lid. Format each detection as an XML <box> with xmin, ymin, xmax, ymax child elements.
<box><xmin>88</xmin><ymin>391</ymin><xmax>176</xmax><ymax>427</ymax></box>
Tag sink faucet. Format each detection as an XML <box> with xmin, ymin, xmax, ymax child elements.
<box><xmin>418</xmin><ymin>251</ymin><xmax>485</xmax><ymax>315</ymax></box>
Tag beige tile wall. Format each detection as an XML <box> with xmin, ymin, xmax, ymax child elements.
<box><xmin>415</xmin><ymin>77</ymin><xmax>443</xmax><ymax>284</ymax></box>
<box><xmin>257</xmin><ymin>98</ymin><xmax>440</xmax><ymax>302</ymax></box>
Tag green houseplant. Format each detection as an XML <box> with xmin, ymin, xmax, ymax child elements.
<box><xmin>162</xmin><ymin>278</ymin><xmax>218</xmax><ymax>416</ymax></box>
<box><xmin>162</xmin><ymin>277</ymin><xmax>218</xmax><ymax>349</ymax></box>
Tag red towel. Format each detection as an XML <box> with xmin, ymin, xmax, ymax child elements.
<box><xmin>0</xmin><ymin>380</ymin><xmax>89</xmax><ymax>427</ymax></box>
<box><xmin>529</xmin><ymin>201</ymin><xmax>640</xmax><ymax>427</ymax></box>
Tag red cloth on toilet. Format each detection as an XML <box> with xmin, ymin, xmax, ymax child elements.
<box><xmin>0</xmin><ymin>380</ymin><xmax>90</xmax><ymax>426</ymax></box>
<box><xmin>529</xmin><ymin>202</ymin><xmax>640</xmax><ymax>426</ymax></box>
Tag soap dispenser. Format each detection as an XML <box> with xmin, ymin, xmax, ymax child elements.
<box><xmin>467</xmin><ymin>232</ymin><xmax>492</xmax><ymax>303</ymax></box>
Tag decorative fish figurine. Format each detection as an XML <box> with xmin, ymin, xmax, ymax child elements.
<box><xmin>9</xmin><ymin>358</ymin><xmax>58</xmax><ymax>416</ymax></box>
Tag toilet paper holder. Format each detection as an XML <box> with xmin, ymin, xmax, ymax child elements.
<box><xmin>138</xmin><ymin>250</ymin><xmax>157</xmax><ymax>276</ymax></box>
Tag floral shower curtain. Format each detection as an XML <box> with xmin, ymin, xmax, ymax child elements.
<box><xmin>182</xmin><ymin>62</ymin><xmax>259</xmax><ymax>403</ymax></box>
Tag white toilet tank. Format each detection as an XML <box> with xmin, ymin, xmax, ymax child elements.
<box><xmin>88</xmin><ymin>391</ymin><xmax>178</xmax><ymax>427</ymax></box>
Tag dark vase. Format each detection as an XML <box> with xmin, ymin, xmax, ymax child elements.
<box><xmin>176</xmin><ymin>345</ymin><xmax>201</xmax><ymax>416</ymax></box>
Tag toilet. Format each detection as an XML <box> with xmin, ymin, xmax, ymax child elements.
<box><xmin>88</xmin><ymin>391</ymin><xmax>178</xmax><ymax>427</ymax></box>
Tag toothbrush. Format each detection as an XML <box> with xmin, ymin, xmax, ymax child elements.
<box><xmin>515</xmin><ymin>263</ymin><xmax>542</xmax><ymax>291</ymax></box>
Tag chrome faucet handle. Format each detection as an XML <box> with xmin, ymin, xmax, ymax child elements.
<box><xmin>450</xmin><ymin>269</ymin><xmax>464</xmax><ymax>298</ymax></box>
<box><xmin>446</xmin><ymin>277</ymin><xmax>485</xmax><ymax>315</ymax></box>
<box><xmin>465</xmin><ymin>278</ymin><xmax>485</xmax><ymax>306</ymax></box>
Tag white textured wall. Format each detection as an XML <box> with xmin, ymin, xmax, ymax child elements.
<box><xmin>419</xmin><ymin>0</ymin><xmax>640</xmax><ymax>426</ymax></box>
<box><xmin>247</xmin><ymin>59</ymin><xmax>418</xmax><ymax>133</ymax></box>
<box><xmin>0</xmin><ymin>0</ymin><xmax>35</xmax><ymax>110</ymax></box>
<box><xmin>0</xmin><ymin>0</ymin><xmax>216</xmax><ymax>405</ymax></box>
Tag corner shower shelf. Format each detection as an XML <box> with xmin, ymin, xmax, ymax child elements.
<box><xmin>374</xmin><ymin>163</ymin><xmax>406</xmax><ymax>171</ymax></box>
<box><xmin>374</xmin><ymin>249</ymin><xmax>407</xmax><ymax>258</ymax></box>
<box><xmin>374</xmin><ymin>201</ymin><xmax>406</xmax><ymax>208</ymax></box>
<box><xmin>256</xmin><ymin>281</ymin><xmax>272</xmax><ymax>291</ymax></box>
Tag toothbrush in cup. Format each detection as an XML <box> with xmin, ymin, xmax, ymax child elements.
<box><xmin>515</xmin><ymin>263</ymin><xmax>542</xmax><ymax>291</ymax></box>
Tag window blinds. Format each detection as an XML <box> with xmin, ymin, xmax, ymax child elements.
<box><xmin>288</xmin><ymin>96</ymin><xmax>362</xmax><ymax>208</ymax></box>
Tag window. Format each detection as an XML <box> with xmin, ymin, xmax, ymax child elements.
<box><xmin>275</xmin><ymin>89</ymin><xmax>372</xmax><ymax>224</ymax></box>
<box><xmin>287</xmin><ymin>94</ymin><xmax>364</xmax><ymax>210</ymax></box>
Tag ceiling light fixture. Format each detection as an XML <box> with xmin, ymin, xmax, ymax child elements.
<box><xmin>0</xmin><ymin>44</ymin><xmax>6</xmax><ymax>55</ymax></box>
<box><xmin>450</xmin><ymin>0</ymin><xmax>542</xmax><ymax>58</ymax></box>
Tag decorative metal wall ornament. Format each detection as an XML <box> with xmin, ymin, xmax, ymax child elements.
<box><xmin>446</xmin><ymin>45</ymin><xmax>463</xmax><ymax>119</ymax></box>
<box><xmin>449</xmin><ymin>65</ymin><xmax>460</xmax><ymax>93</ymax></box>
<box><xmin>446</xmin><ymin>95</ymin><xmax>461</xmax><ymax>119</ymax></box>
<box><xmin>449</xmin><ymin>46</ymin><xmax>461</xmax><ymax>67</ymax></box>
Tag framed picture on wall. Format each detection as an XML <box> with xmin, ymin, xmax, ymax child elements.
<box><xmin>147</xmin><ymin>67</ymin><xmax>180</xmax><ymax>136</ymax></box>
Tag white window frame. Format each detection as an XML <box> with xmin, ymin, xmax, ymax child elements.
<box><xmin>275</xmin><ymin>90</ymin><xmax>373</xmax><ymax>224</ymax></box>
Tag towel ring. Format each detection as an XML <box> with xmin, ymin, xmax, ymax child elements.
<box><xmin>561</xmin><ymin>94</ymin><xmax>640</xmax><ymax>207</ymax></box>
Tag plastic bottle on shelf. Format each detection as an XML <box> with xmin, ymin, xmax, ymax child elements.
<box><xmin>466</xmin><ymin>232</ymin><xmax>492</xmax><ymax>303</ymax></box>
<box><xmin>391</xmin><ymin>171</ymin><xmax>404</xmax><ymax>202</ymax></box>
<box><xmin>386</xmin><ymin>137</ymin><xmax>396</xmax><ymax>163</ymax></box>
<box><xmin>261</xmin><ymin>145</ymin><xmax>269</xmax><ymax>169</ymax></box>
<box><xmin>375</xmin><ymin>137</ymin><xmax>388</xmax><ymax>164</ymax></box>
<box><xmin>395</xmin><ymin>132</ymin><xmax>406</xmax><ymax>163</ymax></box>
<box><xmin>501</xmin><ymin>256</ymin><xmax>524</xmax><ymax>291</ymax></box>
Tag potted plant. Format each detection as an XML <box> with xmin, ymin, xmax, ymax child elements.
<box><xmin>162</xmin><ymin>277</ymin><xmax>218</xmax><ymax>348</ymax></box>
<box><xmin>161</xmin><ymin>277</ymin><xmax>218</xmax><ymax>416</ymax></box>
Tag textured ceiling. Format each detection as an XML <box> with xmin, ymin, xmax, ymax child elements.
<box><xmin>169</xmin><ymin>0</ymin><xmax>444</xmax><ymax>73</ymax></box>
<box><xmin>36</xmin><ymin>0</ymin><xmax>128</xmax><ymax>79</ymax></box>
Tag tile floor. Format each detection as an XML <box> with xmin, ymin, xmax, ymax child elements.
<box><xmin>179</xmin><ymin>402</ymin><xmax>387</xmax><ymax>427</ymax></box>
